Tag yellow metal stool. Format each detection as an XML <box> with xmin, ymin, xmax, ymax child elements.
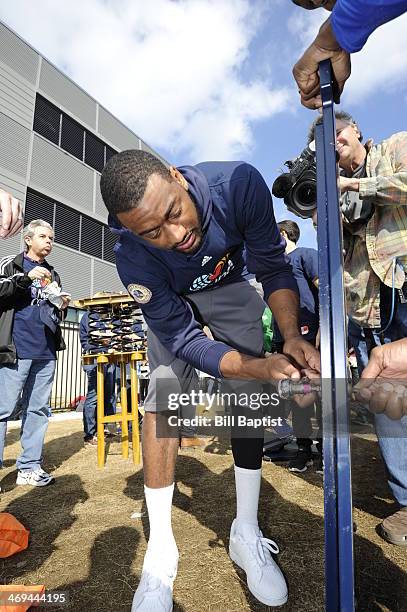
<box><xmin>82</xmin><ymin>350</ymin><xmax>145</xmax><ymax>467</ymax></box>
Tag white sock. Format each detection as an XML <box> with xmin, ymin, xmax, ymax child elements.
<box><xmin>144</xmin><ymin>483</ymin><xmax>177</xmax><ymax>554</ymax></box>
<box><xmin>234</xmin><ymin>465</ymin><xmax>261</xmax><ymax>528</ymax></box>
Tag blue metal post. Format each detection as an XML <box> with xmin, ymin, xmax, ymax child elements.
<box><xmin>316</xmin><ymin>59</ymin><xmax>355</xmax><ymax>612</ymax></box>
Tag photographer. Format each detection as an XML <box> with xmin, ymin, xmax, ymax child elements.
<box><xmin>306</xmin><ymin>112</ymin><xmax>407</xmax><ymax>366</ymax></box>
<box><xmin>274</xmin><ymin>110</ymin><xmax>407</xmax><ymax>546</ymax></box>
<box><xmin>0</xmin><ymin>219</ymin><xmax>69</xmax><ymax>486</ymax></box>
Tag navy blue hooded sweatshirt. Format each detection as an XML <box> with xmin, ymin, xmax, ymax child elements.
<box><xmin>110</xmin><ymin>161</ymin><xmax>297</xmax><ymax>378</ymax></box>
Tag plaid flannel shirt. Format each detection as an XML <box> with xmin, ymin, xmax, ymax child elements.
<box><xmin>343</xmin><ymin>131</ymin><xmax>407</xmax><ymax>328</ymax></box>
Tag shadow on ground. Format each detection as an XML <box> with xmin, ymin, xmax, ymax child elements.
<box><xmin>1</xmin><ymin>429</ymin><xmax>85</xmax><ymax>488</ymax></box>
<box><xmin>0</xmin><ymin>474</ymin><xmax>88</xmax><ymax>584</ymax></box>
<box><xmin>0</xmin><ymin>424</ymin><xmax>405</xmax><ymax>611</ymax></box>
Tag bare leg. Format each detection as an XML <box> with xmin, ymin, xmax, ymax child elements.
<box><xmin>142</xmin><ymin>412</ymin><xmax>179</xmax><ymax>487</ymax></box>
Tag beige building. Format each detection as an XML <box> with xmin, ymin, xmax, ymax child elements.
<box><xmin>0</xmin><ymin>19</ymin><xmax>166</xmax><ymax>302</ymax></box>
<box><xmin>0</xmin><ymin>21</ymin><xmax>163</xmax><ymax>407</ymax></box>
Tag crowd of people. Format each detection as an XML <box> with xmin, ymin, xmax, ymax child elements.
<box><xmin>0</xmin><ymin>1</ymin><xmax>407</xmax><ymax>610</ymax></box>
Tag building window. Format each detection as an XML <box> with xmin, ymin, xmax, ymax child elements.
<box><xmin>105</xmin><ymin>145</ymin><xmax>117</xmax><ymax>164</ymax></box>
<box><xmin>54</xmin><ymin>203</ymin><xmax>80</xmax><ymax>251</ymax></box>
<box><xmin>60</xmin><ymin>114</ymin><xmax>85</xmax><ymax>161</ymax></box>
<box><xmin>33</xmin><ymin>93</ymin><xmax>118</xmax><ymax>173</ymax></box>
<box><xmin>24</xmin><ymin>188</ymin><xmax>117</xmax><ymax>264</ymax></box>
<box><xmin>24</xmin><ymin>189</ymin><xmax>55</xmax><ymax>226</ymax></box>
<box><xmin>81</xmin><ymin>215</ymin><xmax>103</xmax><ymax>259</ymax></box>
<box><xmin>85</xmin><ymin>131</ymin><xmax>105</xmax><ymax>172</ymax></box>
<box><xmin>33</xmin><ymin>94</ymin><xmax>61</xmax><ymax>145</ymax></box>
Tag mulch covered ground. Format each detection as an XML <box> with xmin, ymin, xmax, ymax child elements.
<box><xmin>0</xmin><ymin>420</ymin><xmax>406</xmax><ymax>611</ymax></box>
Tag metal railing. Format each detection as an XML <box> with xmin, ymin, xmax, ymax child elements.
<box><xmin>50</xmin><ymin>320</ymin><xmax>86</xmax><ymax>411</ymax></box>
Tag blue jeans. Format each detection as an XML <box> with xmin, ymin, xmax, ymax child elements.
<box><xmin>83</xmin><ymin>364</ymin><xmax>116</xmax><ymax>440</ymax></box>
<box><xmin>348</xmin><ymin>304</ymin><xmax>407</xmax><ymax>507</ymax></box>
<box><xmin>0</xmin><ymin>359</ymin><xmax>56</xmax><ymax>471</ymax></box>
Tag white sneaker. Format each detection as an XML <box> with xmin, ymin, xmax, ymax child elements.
<box><xmin>16</xmin><ymin>467</ymin><xmax>54</xmax><ymax>487</ymax></box>
<box><xmin>131</xmin><ymin>545</ymin><xmax>178</xmax><ymax>612</ymax></box>
<box><xmin>229</xmin><ymin>519</ymin><xmax>288</xmax><ymax>607</ymax></box>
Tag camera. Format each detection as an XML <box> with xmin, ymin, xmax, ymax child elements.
<box><xmin>272</xmin><ymin>141</ymin><xmax>316</xmax><ymax>219</ymax></box>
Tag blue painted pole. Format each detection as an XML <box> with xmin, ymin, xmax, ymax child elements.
<box><xmin>316</xmin><ymin>59</ymin><xmax>355</xmax><ymax>612</ymax></box>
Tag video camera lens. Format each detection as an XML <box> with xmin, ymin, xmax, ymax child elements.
<box><xmin>290</xmin><ymin>174</ymin><xmax>317</xmax><ymax>219</ymax></box>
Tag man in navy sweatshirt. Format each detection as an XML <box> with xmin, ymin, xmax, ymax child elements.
<box><xmin>101</xmin><ymin>150</ymin><xmax>320</xmax><ymax>611</ymax></box>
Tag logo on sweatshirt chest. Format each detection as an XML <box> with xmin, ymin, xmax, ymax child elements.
<box><xmin>201</xmin><ymin>255</ymin><xmax>212</xmax><ymax>266</ymax></box>
<box><xmin>189</xmin><ymin>252</ymin><xmax>234</xmax><ymax>292</ymax></box>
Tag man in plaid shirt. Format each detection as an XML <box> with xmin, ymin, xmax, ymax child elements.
<box><xmin>310</xmin><ymin>111</ymin><xmax>407</xmax><ymax>546</ymax></box>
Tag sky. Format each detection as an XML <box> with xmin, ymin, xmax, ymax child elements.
<box><xmin>0</xmin><ymin>0</ymin><xmax>406</xmax><ymax>248</ymax></box>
